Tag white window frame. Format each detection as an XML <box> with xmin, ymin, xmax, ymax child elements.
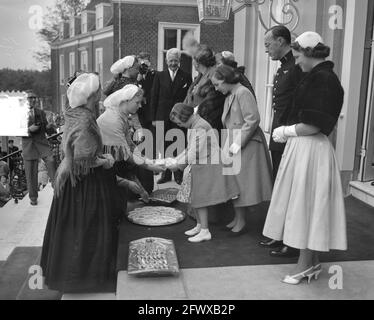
<box><xmin>81</xmin><ymin>12</ymin><xmax>88</xmax><ymax>33</ymax></box>
<box><xmin>158</xmin><ymin>22</ymin><xmax>200</xmax><ymax>75</ymax></box>
<box><xmin>59</xmin><ymin>54</ymin><xmax>65</xmax><ymax>85</ymax></box>
<box><xmin>96</xmin><ymin>5</ymin><xmax>104</xmax><ymax>30</ymax></box>
<box><xmin>95</xmin><ymin>48</ymin><xmax>103</xmax><ymax>84</ymax></box>
<box><xmin>69</xmin><ymin>52</ymin><xmax>75</xmax><ymax>77</ymax></box>
<box><xmin>69</xmin><ymin>18</ymin><xmax>75</xmax><ymax>38</ymax></box>
<box><xmin>80</xmin><ymin>50</ymin><xmax>88</xmax><ymax>71</ymax></box>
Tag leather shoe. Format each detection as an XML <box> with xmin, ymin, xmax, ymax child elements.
<box><xmin>259</xmin><ymin>239</ymin><xmax>283</xmax><ymax>248</ymax></box>
<box><xmin>30</xmin><ymin>199</ymin><xmax>38</xmax><ymax>206</ymax></box>
<box><xmin>270</xmin><ymin>245</ymin><xmax>299</xmax><ymax>258</ymax></box>
<box><xmin>227</xmin><ymin>226</ymin><xmax>248</xmax><ymax>237</ymax></box>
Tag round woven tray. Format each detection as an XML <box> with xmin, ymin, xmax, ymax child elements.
<box><xmin>127</xmin><ymin>206</ymin><xmax>186</xmax><ymax>226</ymax></box>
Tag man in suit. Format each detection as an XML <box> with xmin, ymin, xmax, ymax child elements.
<box><xmin>22</xmin><ymin>91</ymin><xmax>56</xmax><ymax>205</ymax></box>
<box><xmin>259</xmin><ymin>26</ymin><xmax>303</xmax><ymax>257</ymax></box>
<box><xmin>150</xmin><ymin>48</ymin><xmax>192</xmax><ymax>184</ymax></box>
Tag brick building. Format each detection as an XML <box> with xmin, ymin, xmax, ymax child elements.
<box><xmin>51</xmin><ymin>0</ymin><xmax>234</xmax><ymax>112</ymax></box>
<box><xmin>50</xmin><ymin>0</ymin><xmax>113</xmax><ymax>113</ymax></box>
<box><xmin>112</xmin><ymin>0</ymin><xmax>234</xmax><ymax>74</ymax></box>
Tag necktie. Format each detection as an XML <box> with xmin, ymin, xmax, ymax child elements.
<box><xmin>171</xmin><ymin>71</ymin><xmax>175</xmax><ymax>82</ymax></box>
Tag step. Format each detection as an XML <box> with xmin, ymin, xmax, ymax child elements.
<box><xmin>116</xmin><ymin>261</ymin><xmax>374</xmax><ymax>300</ymax></box>
<box><xmin>350</xmin><ymin>181</ymin><xmax>374</xmax><ymax>208</ymax></box>
<box><xmin>0</xmin><ymin>184</ymin><xmax>53</xmax><ymax>261</ymax></box>
<box><xmin>0</xmin><ymin>247</ymin><xmax>41</xmax><ymax>300</ymax></box>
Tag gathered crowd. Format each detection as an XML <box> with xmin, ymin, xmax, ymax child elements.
<box><xmin>13</xmin><ymin>26</ymin><xmax>347</xmax><ymax>293</ymax></box>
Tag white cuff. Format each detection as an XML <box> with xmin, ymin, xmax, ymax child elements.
<box><xmin>229</xmin><ymin>142</ymin><xmax>241</xmax><ymax>155</ymax></box>
<box><xmin>284</xmin><ymin>125</ymin><xmax>298</xmax><ymax>137</ymax></box>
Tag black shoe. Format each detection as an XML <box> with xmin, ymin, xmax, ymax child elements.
<box><xmin>259</xmin><ymin>239</ymin><xmax>283</xmax><ymax>248</ymax></box>
<box><xmin>30</xmin><ymin>199</ymin><xmax>38</xmax><ymax>206</ymax></box>
<box><xmin>227</xmin><ymin>226</ymin><xmax>248</xmax><ymax>237</ymax></box>
<box><xmin>157</xmin><ymin>170</ymin><xmax>172</xmax><ymax>184</ymax></box>
<box><xmin>270</xmin><ymin>245</ymin><xmax>299</xmax><ymax>258</ymax></box>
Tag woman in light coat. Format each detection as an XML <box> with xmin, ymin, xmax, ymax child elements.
<box><xmin>212</xmin><ymin>65</ymin><xmax>273</xmax><ymax>235</ymax></box>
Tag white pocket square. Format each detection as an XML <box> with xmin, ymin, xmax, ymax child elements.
<box><xmin>183</xmin><ymin>83</ymin><xmax>188</xmax><ymax>88</ymax></box>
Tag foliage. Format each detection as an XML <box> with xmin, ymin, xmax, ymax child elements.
<box><xmin>0</xmin><ymin>68</ymin><xmax>52</xmax><ymax>98</ymax></box>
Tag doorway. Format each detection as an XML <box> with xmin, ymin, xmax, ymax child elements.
<box><xmin>361</xmin><ymin>3</ymin><xmax>374</xmax><ymax>182</ymax></box>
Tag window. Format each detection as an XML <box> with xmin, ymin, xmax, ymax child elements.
<box><xmin>69</xmin><ymin>52</ymin><xmax>75</xmax><ymax>77</ymax></box>
<box><xmin>95</xmin><ymin>48</ymin><xmax>103</xmax><ymax>84</ymax></box>
<box><xmin>81</xmin><ymin>13</ymin><xmax>87</xmax><ymax>33</ymax></box>
<box><xmin>59</xmin><ymin>54</ymin><xmax>65</xmax><ymax>85</ymax></box>
<box><xmin>96</xmin><ymin>6</ymin><xmax>104</xmax><ymax>29</ymax></box>
<box><xmin>69</xmin><ymin>18</ymin><xmax>75</xmax><ymax>38</ymax></box>
<box><xmin>80</xmin><ymin>51</ymin><xmax>88</xmax><ymax>71</ymax></box>
<box><xmin>158</xmin><ymin>22</ymin><xmax>200</xmax><ymax>75</ymax></box>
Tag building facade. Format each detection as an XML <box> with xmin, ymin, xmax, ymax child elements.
<box><xmin>50</xmin><ymin>1</ymin><xmax>113</xmax><ymax>113</ymax></box>
<box><xmin>112</xmin><ymin>0</ymin><xmax>234</xmax><ymax>75</ymax></box>
<box><xmin>228</xmin><ymin>0</ymin><xmax>374</xmax><ymax>206</ymax></box>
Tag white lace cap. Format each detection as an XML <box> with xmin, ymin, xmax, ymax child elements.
<box><xmin>221</xmin><ymin>51</ymin><xmax>235</xmax><ymax>61</ymax></box>
<box><xmin>67</xmin><ymin>73</ymin><xmax>100</xmax><ymax>108</ymax></box>
<box><xmin>295</xmin><ymin>31</ymin><xmax>323</xmax><ymax>49</ymax></box>
<box><xmin>103</xmin><ymin>84</ymin><xmax>140</xmax><ymax>108</ymax></box>
<box><xmin>110</xmin><ymin>55</ymin><xmax>136</xmax><ymax>75</ymax></box>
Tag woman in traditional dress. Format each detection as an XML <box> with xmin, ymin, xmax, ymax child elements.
<box><xmin>167</xmin><ymin>103</ymin><xmax>239</xmax><ymax>242</ymax></box>
<box><xmin>263</xmin><ymin>32</ymin><xmax>347</xmax><ymax>285</ymax></box>
<box><xmin>97</xmin><ymin>84</ymin><xmax>165</xmax><ymax>205</ymax></box>
<box><xmin>211</xmin><ymin>65</ymin><xmax>273</xmax><ymax>235</ymax></box>
<box><xmin>40</xmin><ymin>73</ymin><xmax>120</xmax><ymax>293</ymax></box>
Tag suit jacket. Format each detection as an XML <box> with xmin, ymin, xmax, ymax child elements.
<box><xmin>222</xmin><ymin>84</ymin><xmax>263</xmax><ymax>148</ymax></box>
<box><xmin>22</xmin><ymin>108</ymin><xmax>53</xmax><ymax>161</ymax></box>
<box><xmin>138</xmin><ymin>69</ymin><xmax>156</xmax><ymax>126</ymax></box>
<box><xmin>150</xmin><ymin>68</ymin><xmax>192</xmax><ymax>125</ymax></box>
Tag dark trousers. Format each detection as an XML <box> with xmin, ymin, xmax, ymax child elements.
<box><xmin>24</xmin><ymin>155</ymin><xmax>56</xmax><ymax>201</ymax></box>
<box><xmin>270</xmin><ymin>150</ymin><xmax>283</xmax><ymax>183</ymax></box>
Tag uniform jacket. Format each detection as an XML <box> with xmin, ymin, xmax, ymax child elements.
<box><xmin>270</xmin><ymin>50</ymin><xmax>304</xmax><ymax>151</ymax></box>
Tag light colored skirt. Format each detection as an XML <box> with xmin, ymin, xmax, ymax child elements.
<box><xmin>222</xmin><ymin>134</ymin><xmax>273</xmax><ymax>208</ymax></box>
<box><xmin>263</xmin><ymin>134</ymin><xmax>347</xmax><ymax>252</ymax></box>
<box><xmin>176</xmin><ymin>165</ymin><xmax>192</xmax><ymax>204</ymax></box>
<box><xmin>190</xmin><ymin>163</ymin><xmax>239</xmax><ymax>209</ymax></box>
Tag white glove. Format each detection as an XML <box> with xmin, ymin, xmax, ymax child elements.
<box><xmin>273</xmin><ymin>125</ymin><xmax>297</xmax><ymax>143</ymax></box>
<box><xmin>229</xmin><ymin>142</ymin><xmax>241</xmax><ymax>155</ymax></box>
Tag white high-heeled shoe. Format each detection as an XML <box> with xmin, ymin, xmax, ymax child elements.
<box><xmin>184</xmin><ymin>226</ymin><xmax>201</xmax><ymax>236</ymax></box>
<box><xmin>188</xmin><ymin>230</ymin><xmax>212</xmax><ymax>243</ymax></box>
<box><xmin>282</xmin><ymin>266</ymin><xmax>314</xmax><ymax>285</ymax></box>
<box><xmin>310</xmin><ymin>263</ymin><xmax>322</xmax><ymax>281</ymax></box>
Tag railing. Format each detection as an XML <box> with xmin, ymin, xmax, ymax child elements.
<box><xmin>0</xmin><ymin>131</ymin><xmax>63</xmax><ymax>205</ymax></box>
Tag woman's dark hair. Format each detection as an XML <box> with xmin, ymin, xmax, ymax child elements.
<box><xmin>194</xmin><ymin>45</ymin><xmax>216</xmax><ymax>68</ymax></box>
<box><xmin>213</xmin><ymin>65</ymin><xmax>241</xmax><ymax>84</ymax></box>
<box><xmin>291</xmin><ymin>42</ymin><xmax>330</xmax><ymax>59</ymax></box>
<box><xmin>221</xmin><ymin>57</ymin><xmax>238</xmax><ymax>69</ymax></box>
<box><xmin>267</xmin><ymin>25</ymin><xmax>291</xmax><ymax>45</ymax></box>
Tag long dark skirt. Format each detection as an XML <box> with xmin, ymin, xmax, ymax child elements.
<box><xmin>40</xmin><ymin>167</ymin><xmax>121</xmax><ymax>293</ymax></box>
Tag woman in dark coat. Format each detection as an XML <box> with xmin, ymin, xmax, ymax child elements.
<box><xmin>263</xmin><ymin>32</ymin><xmax>347</xmax><ymax>285</ymax></box>
<box><xmin>40</xmin><ymin>73</ymin><xmax>121</xmax><ymax>293</ymax></box>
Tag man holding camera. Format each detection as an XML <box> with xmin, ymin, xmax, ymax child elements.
<box><xmin>22</xmin><ymin>91</ymin><xmax>56</xmax><ymax>206</ymax></box>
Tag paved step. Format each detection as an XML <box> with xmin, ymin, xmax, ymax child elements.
<box><xmin>116</xmin><ymin>261</ymin><xmax>374</xmax><ymax>300</ymax></box>
<box><xmin>0</xmin><ymin>247</ymin><xmax>41</xmax><ymax>300</ymax></box>
<box><xmin>350</xmin><ymin>181</ymin><xmax>374</xmax><ymax>208</ymax></box>
<box><xmin>0</xmin><ymin>184</ymin><xmax>53</xmax><ymax>261</ymax></box>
